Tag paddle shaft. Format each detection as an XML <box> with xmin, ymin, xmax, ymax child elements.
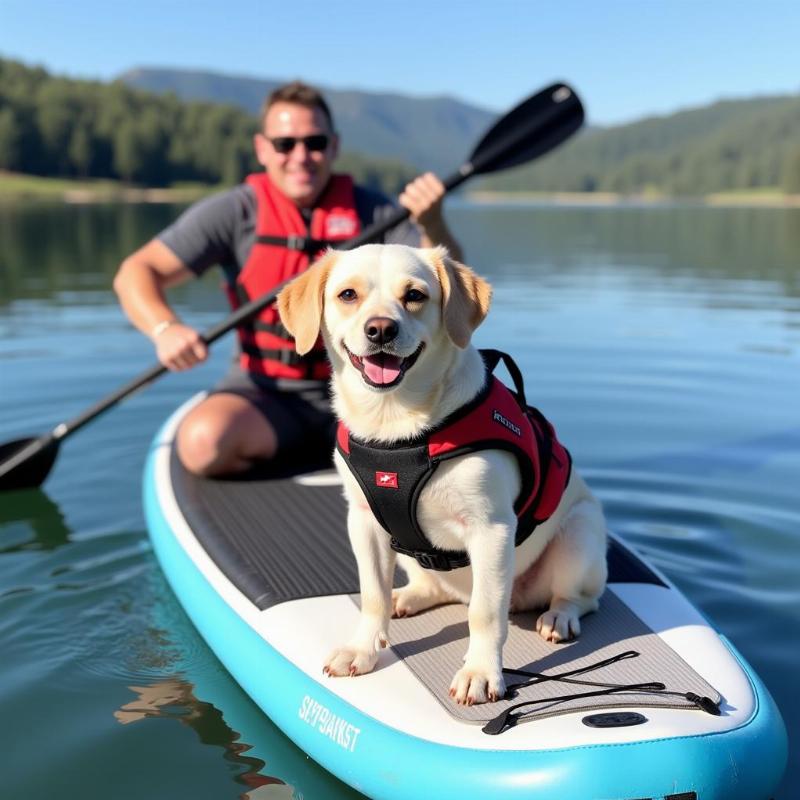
<box><xmin>0</xmin><ymin>183</ymin><xmax>451</xmax><ymax>479</ymax></box>
<box><xmin>0</xmin><ymin>83</ymin><xmax>584</xmax><ymax>486</ymax></box>
<box><xmin>0</xmin><ymin>202</ymin><xmax>419</xmax><ymax>480</ymax></box>
<box><xmin>187</xmin><ymin>87</ymin><xmax>578</xmax><ymax>346</ymax></box>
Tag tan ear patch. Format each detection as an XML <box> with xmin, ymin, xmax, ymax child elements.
<box><xmin>276</xmin><ymin>251</ymin><xmax>337</xmax><ymax>354</ymax></box>
<box><xmin>432</xmin><ymin>250</ymin><xmax>492</xmax><ymax>348</ymax></box>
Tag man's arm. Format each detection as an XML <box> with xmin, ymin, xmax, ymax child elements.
<box><xmin>398</xmin><ymin>172</ymin><xmax>464</xmax><ymax>261</ymax></box>
<box><xmin>113</xmin><ymin>187</ymin><xmax>246</xmax><ymax>370</ymax></box>
<box><xmin>113</xmin><ymin>239</ymin><xmax>208</xmax><ymax>370</ymax></box>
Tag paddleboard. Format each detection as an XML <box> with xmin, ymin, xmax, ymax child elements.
<box><xmin>144</xmin><ymin>393</ymin><xmax>787</xmax><ymax>800</ymax></box>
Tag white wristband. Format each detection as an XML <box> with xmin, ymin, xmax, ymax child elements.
<box><xmin>151</xmin><ymin>319</ymin><xmax>178</xmax><ymax>339</ymax></box>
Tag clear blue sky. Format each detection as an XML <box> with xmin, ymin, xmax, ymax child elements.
<box><xmin>2</xmin><ymin>0</ymin><xmax>799</xmax><ymax>126</ymax></box>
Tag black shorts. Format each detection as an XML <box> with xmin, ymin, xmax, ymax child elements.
<box><xmin>210</xmin><ymin>365</ymin><xmax>336</xmax><ymax>463</ymax></box>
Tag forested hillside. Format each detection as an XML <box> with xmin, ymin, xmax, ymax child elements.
<box><xmin>483</xmin><ymin>94</ymin><xmax>800</xmax><ymax>194</ymax></box>
<box><xmin>120</xmin><ymin>66</ymin><xmax>800</xmax><ymax>195</ymax></box>
<box><xmin>3</xmin><ymin>56</ymin><xmax>800</xmax><ymax>196</ymax></box>
<box><xmin>0</xmin><ymin>58</ymin><xmax>417</xmax><ymax>193</ymax></box>
<box><xmin>119</xmin><ymin>67</ymin><xmax>495</xmax><ymax>175</ymax></box>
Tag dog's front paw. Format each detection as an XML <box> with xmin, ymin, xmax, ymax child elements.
<box><xmin>323</xmin><ymin>638</ymin><xmax>385</xmax><ymax>677</ymax></box>
<box><xmin>536</xmin><ymin>607</ymin><xmax>581</xmax><ymax>643</ymax></box>
<box><xmin>449</xmin><ymin>664</ymin><xmax>506</xmax><ymax>705</ymax></box>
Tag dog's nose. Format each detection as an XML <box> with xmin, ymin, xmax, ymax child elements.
<box><xmin>365</xmin><ymin>316</ymin><xmax>399</xmax><ymax>345</ymax></box>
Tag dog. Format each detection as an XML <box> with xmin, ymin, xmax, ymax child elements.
<box><xmin>277</xmin><ymin>244</ymin><xmax>607</xmax><ymax>705</ymax></box>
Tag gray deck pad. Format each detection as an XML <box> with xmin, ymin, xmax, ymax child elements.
<box><xmin>171</xmin><ymin>455</ymin><xmax>665</xmax><ymax>610</ymax></box>
<box><xmin>380</xmin><ymin>590</ymin><xmax>721</xmax><ymax>725</ymax></box>
<box><xmin>170</xmin><ymin>450</ymin><xmax>720</xmax><ymax>726</ymax></box>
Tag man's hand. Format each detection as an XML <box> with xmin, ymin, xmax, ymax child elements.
<box><xmin>398</xmin><ymin>172</ymin><xmax>447</xmax><ymax>230</ymax></box>
<box><xmin>152</xmin><ymin>322</ymin><xmax>208</xmax><ymax>371</ymax></box>
<box><xmin>398</xmin><ymin>173</ymin><xmax>463</xmax><ymax>261</ymax></box>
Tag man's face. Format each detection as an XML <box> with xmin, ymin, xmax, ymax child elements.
<box><xmin>254</xmin><ymin>101</ymin><xmax>339</xmax><ymax>208</ymax></box>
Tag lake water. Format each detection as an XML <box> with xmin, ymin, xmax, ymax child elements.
<box><xmin>1</xmin><ymin>200</ymin><xmax>797</xmax><ymax>798</ymax></box>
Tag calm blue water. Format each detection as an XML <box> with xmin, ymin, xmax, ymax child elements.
<box><xmin>0</xmin><ymin>201</ymin><xmax>797</xmax><ymax>798</ymax></box>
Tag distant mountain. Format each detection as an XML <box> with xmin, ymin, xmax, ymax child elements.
<box><xmin>119</xmin><ymin>68</ymin><xmax>495</xmax><ymax>175</ymax></box>
<box><xmin>0</xmin><ymin>57</ymin><xmax>430</xmax><ymax>193</ymax></box>
<box><xmin>119</xmin><ymin>68</ymin><xmax>800</xmax><ymax>196</ymax></box>
<box><xmin>7</xmin><ymin>56</ymin><xmax>800</xmax><ymax>195</ymax></box>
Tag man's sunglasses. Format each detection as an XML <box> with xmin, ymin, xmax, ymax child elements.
<box><xmin>268</xmin><ymin>134</ymin><xmax>331</xmax><ymax>154</ymax></box>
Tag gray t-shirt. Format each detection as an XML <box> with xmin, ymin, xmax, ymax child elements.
<box><xmin>158</xmin><ymin>181</ymin><xmax>422</xmax><ymax>281</ymax></box>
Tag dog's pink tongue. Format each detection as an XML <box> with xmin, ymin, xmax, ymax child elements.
<box><xmin>363</xmin><ymin>354</ymin><xmax>402</xmax><ymax>384</ymax></box>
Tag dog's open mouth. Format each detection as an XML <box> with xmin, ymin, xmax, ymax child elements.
<box><xmin>344</xmin><ymin>343</ymin><xmax>425</xmax><ymax>389</ymax></box>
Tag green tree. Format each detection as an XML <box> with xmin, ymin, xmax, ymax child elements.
<box><xmin>113</xmin><ymin>120</ymin><xmax>143</xmax><ymax>182</ymax></box>
<box><xmin>220</xmin><ymin>140</ymin><xmax>250</xmax><ymax>186</ymax></box>
<box><xmin>782</xmin><ymin>147</ymin><xmax>800</xmax><ymax>194</ymax></box>
<box><xmin>68</xmin><ymin>119</ymin><xmax>94</xmax><ymax>177</ymax></box>
<box><xmin>35</xmin><ymin>81</ymin><xmax>79</xmax><ymax>174</ymax></box>
<box><xmin>0</xmin><ymin>107</ymin><xmax>22</xmax><ymax>169</ymax></box>
<box><xmin>135</xmin><ymin>107</ymin><xmax>169</xmax><ymax>185</ymax></box>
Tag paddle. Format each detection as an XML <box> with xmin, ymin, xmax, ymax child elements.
<box><xmin>0</xmin><ymin>82</ymin><xmax>584</xmax><ymax>491</ymax></box>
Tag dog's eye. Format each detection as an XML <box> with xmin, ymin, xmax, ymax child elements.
<box><xmin>404</xmin><ymin>289</ymin><xmax>427</xmax><ymax>304</ymax></box>
<box><xmin>338</xmin><ymin>288</ymin><xmax>358</xmax><ymax>303</ymax></box>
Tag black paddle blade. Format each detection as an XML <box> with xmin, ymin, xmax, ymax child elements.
<box><xmin>469</xmin><ymin>83</ymin><xmax>584</xmax><ymax>176</ymax></box>
<box><xmin>0</xmin><ymin>437</ymin><xmax>60</xmax><ymax>491</ymax></box>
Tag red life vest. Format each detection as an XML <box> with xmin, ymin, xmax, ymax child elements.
<box><xmin>226</xmin><ymin>172</ymin><xmax>361</xmax><ymax>380</ymax></box>
<box><xmin>336</xmin><ymin>350</ymin><xmax>572</xmax><ymax>571</ymax></box>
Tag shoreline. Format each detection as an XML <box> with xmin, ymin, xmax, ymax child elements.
<box><xmin>466</xmin><ymin>190</ymin><xmax>800</xmax><ymax>208</ymax></box>
<box><xmin>61</xmin><ymin>186</ymin><xmax>214</xmax><ymax>204</ymax></box>
<box><xmin>2</xmin><ymin>173</ymin><xmax>800</xmax><ymax>208</ymax></box>
<box><xmin>0</xmin><ymin>188</ymin><xmax>215</xmax><ymax>205</ymax></box>
<box><xmin>0</xmin><ymin>172</ymin><xmax>217</xmax><ymax>205</ymax></box>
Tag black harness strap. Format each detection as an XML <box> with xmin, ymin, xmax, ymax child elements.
<box><xmin>231</xmin><ymin>251</ymin><xmax>325</xmax><ymax>375</ymax></box>
<box><xmin>252</xmin><ymin>318</ymin><xmax>293</xmax><ymax>336</ymax></box>
<box><xmin>340</xmin><ymin>374</ymin><xmax>500</xmax><ymax>571</ymax></box>
<box><xmin>229</xmin><ymin>281</ymin><xmax>294</xmax><ymax>339</ymax></box>
<box><xmin>256</xmin><ymin>234</ymin><xmax>336</xmax><ymax>255</ymax></box>
<box><xmin>338</xmin><ymin>350</ymin><xmax>571</xmax><ymax>571</ymax></box>
<box><xmin>345</xmin><ymin>437</ymin><xmax>473</xmax><ymax>570</ymax></box>
<box><xmin>480</xmin><ymin>349</ymin><xmax>528</xmax><ymax>409</ymax></box>
<box><xmin>238</xmin><ymin>341</ymin><xmax>328</xmax><ymax>367</ymax></box>
<box><xmin>481</xmin><ymin>349</ymin><xmax>561</xmax><ymax>535</ymax></box>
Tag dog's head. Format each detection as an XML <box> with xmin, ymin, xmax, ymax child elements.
<box><xmin>277</xmin><ymin>244</ymin><xmax>492</xmax><ymax>392</ymax></box>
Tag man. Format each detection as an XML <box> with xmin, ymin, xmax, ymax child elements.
<box><xmin>114</xmin><ymin>81</ymin><xmax>463</xmax><ymax>477</ymax></box>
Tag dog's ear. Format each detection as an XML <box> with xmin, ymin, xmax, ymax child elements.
<box><xmin>431</xmin><ymin>248</ymin><xmax>492</xmax><ymax>349</ymax></box>
<box><xmin>277</xmin><ymin>250</ymin><xmax>337</xmax><ymax>354</ymax></box>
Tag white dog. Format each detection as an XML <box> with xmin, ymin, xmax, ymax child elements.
<box><xmin>278</xmin><ymin>244</ymin><xmax>607</xmax><ymax>705</ymax></box>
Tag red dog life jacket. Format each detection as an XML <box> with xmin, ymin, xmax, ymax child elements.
<box><xmin>336</xmin><ymin>350</ymin><xmax>572</xmax><ymax>571</ymax></box>
<box><xmin>226</xmin><ymin>172</ymin><xmax>361</xmax><ymax>380</ymax></box>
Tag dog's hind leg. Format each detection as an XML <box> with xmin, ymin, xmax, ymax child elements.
<box><xmin>535</xmin><ymin>497</ymin><xmax>608</xmax><ymax>644</ymax></box>
<box><xmin>392</xmin><ymin>555</ymin><xmax>458</xmax><ymax>617</ymax></box>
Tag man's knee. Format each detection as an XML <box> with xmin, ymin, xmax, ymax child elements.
<box><xmin>176</xmin><ymin>413</ymin><xmax>228</xmax><ymax>476</ymax></box>
<box><xmin>176</xmin><ymin>398</ymin><xmax>279</xmax><ymax>477</ymax></box>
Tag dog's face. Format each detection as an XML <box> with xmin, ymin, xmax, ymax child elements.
<box><xmin>278</xmin><ymin>244</ymin><xmax>492</xmax><ymax>393</ymax></box>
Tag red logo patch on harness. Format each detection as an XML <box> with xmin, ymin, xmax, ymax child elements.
<box><xmin>375</xmin><ymin>471</ymin><xmax>398</xmax><ymax>489</ymax></box>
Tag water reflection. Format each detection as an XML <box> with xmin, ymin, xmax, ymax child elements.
<box><xmin>619</xmin><ymin>425</ymin><xmax>800</xmax><ymax>478</ymax></box>
<box><xmin>0</xmin><ymin>489</ymin><xmax>71</xmax><ymax>552</ymax></box>
<box><xmin>116</xmin><ymin>678</ymin><xmax>294</xmax><ymax>799</ymax></box>
<box><xmin>2</xmin><ymin>202</ymin><xmax>800</xmax><ymax>309</ymax></box>
<box><xmin>0</xmin><ymin>203</ymin><xmax>184</xmax><ymax>305</ymax></box>
<box><xmin>1</xmin><ymin>200</ymin><xmax>797</xmax><ymax>797</ymax></box>
<box><xmin>456</xmin><ymin>203</ymin><xmax>800</xmax><ymax>295</ymax></box>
